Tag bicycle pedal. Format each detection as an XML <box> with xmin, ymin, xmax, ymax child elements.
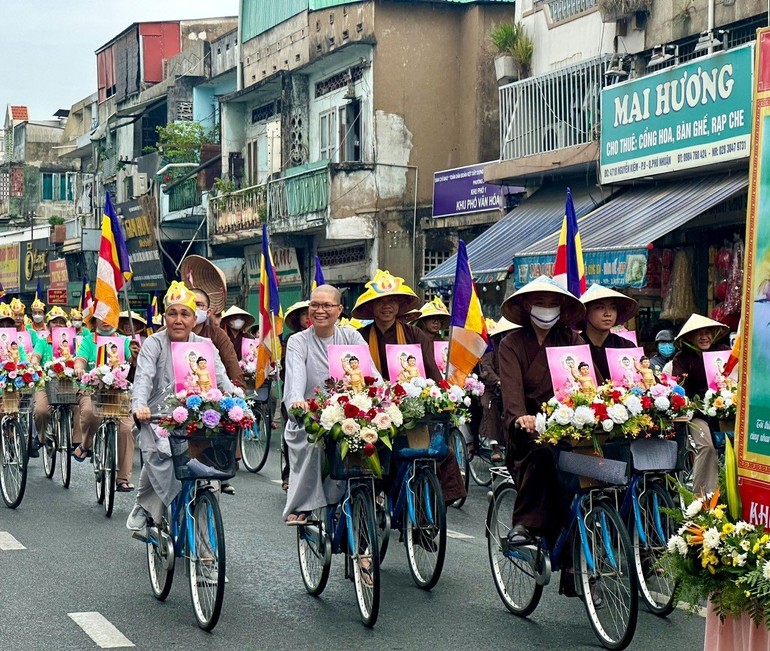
<box><xmin>132</xmin><ymin>530</ymin><xmax>148</xmax><ymax>543</ymax></box>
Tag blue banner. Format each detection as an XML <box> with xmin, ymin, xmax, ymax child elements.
<box><xmin>515</xmin><ymin>249</ymin><xmax>648</xmax><ymax>288</ymax></box>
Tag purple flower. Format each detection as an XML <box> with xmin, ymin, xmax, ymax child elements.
<box><xmin>202</xmin><ymin>409</ymin><xmax>221</xmax><ymax>429</ymax></box>
<box><xmin>156</xmin><ymin>427</ymin><xmax>170</xmax><ymax>439</ymax></box>
<box><xmin>228</xmin><ymin>406</ymin><xmax>244</xmax><ymax>422</ymax></box>
<box><xmin>172</xmin><ymin>406</ymin><xmax>189</xmax><ymax>424</ymax></box>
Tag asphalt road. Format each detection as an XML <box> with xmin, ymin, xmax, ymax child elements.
<box><xmin>1</xmin><ymin>434</ymin><xmax>706</xmax><ymax>650</ymax></box>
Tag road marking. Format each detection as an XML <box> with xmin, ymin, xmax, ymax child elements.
<box><xmin>446</xmin><ymin>529</ymin><xmax>474</xmax><ymax>540</ymax></box>
<box><xmin>0</xmin><ymin>532</ymin><xmax>25</xmax><ymax>550</ymax></box>
<box><xmin>271</xmin><ymin>479</ymin><xmax>283</xmax><ymax>485</ymax></box>
<box><xmin>68</xmin><ymin>612</ymin><xmax>135</xmax><ymax>648</ymax></box>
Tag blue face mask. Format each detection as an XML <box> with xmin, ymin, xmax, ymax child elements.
<box><xmin>658</xmin><ymin>342</ymin><xmax>675</xmax><ymax>357</ymax></box>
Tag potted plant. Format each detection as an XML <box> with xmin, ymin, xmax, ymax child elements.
<box><xmin>512</xmin><ymin>25</ymin><xmax>534</xmax><ymax>79</ymax></box>
<box><xmin>49</xmin><ymin>216</ymin><xmax>66</xmax><ymax>244</ymax></box>
<box><xmin>490</xmin><ymin>20</ymin><xmax>519</xmax><ymax>84</ymax></box>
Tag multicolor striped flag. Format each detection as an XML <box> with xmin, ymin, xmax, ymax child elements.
<box><xmin>552</xmin><ymin>187</ymin><xmax>586</xmax><ymax>298</ymax></box>
<box><xmin>81</xmin><ymin>276</ymin><xmax>94</xmax><ymax>322</ymax></box>
<box><xmin>446</xmin><ymin>239</ymin><xmax>489</xmax><ymax>386</ymax></box>
<box><xmin>35</xmin><ymin>279</ymin><xmax>43</xmax><ymax>304</ymax></box>
<box><xmin>312</xmin><ymin>255</ymin><xmax>326</xmax><ymax>291</ymax></box>
<box><xmin>146</xmin><ymin>292</ymin><xmax>159</xmax><ymax>334</ymax></box>
<box><xmin>89</xmin><ymin>192</ymin><xmax>132</xmax><ymax>329</ymax></box>
<box><xmin>259</xmin><ymin>223</ymin><xmax>283</xmax><ymax>360</ymax></box>
<box><xmin>723</xmin><ymin>319</ymin><xmax>741</xmax><ymax>376</ymax></box>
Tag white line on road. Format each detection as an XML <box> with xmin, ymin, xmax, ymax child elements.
<box><xmin>68</xmin><ymin>612</ymin><xmax>135</xmax><ymax>648</ymax></box>
<box><xmin>0</xmin><ymin>532</ymin><xmax>25</xmax><ymax>550</ymax></box>
<box><xmin>271</xmin><ymin>479</ymin><xmax>283</xmax><ymax>485</ymax></box>
<box><xmin>446</xmin><ymin>529</ymin><xmax>474</xmax><ymax>540</ymax></box>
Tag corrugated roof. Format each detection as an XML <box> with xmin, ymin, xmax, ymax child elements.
<box><xmin>422</xmin><ymin>183</ymin><xmax>601</xmax><ymax>285</ymax></box>
<box><xmin>10</xmin><ymin>106</ymin><xmax>28</xmax><ymax>121</ymax></box>
<box><xmin>516</xmin><ymin>173</ymin><xmax>749</xmax><ymax>258</ymax></box>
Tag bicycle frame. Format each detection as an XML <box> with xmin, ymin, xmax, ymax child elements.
<box><xmin>320</xmin><ymin>477</ymin><xmax>374</xmax><ymax>557</ymax></box>
<box><xmin>388</xmin><ymin>458</ymin><xmax>437</xmax><ymax>530</ymax></box>
<box><xmin>619</xmin><ymin>472</ymin><xmax>669</xmax><ymax>549</ymax></box>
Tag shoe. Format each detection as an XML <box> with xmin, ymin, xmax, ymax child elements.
<box><xmin>587</xmin><ymin>577</ymin><xmax>604</xmax><ymax>609</ymax></box>
<box><xmin>126</xmin><ymin>505</ymin><xmax>148</xmax><ymax>531</ymax></box>
<box><xmin>507</xmin><ymin>524</ymin><xmax>533</xmax><ymax>546</ymax></box>
<box><xmin>221</xmin><ymin>482</ymin><xmax>235</xmax><ymax>495</ymax></box>
<box><xmin>286</xmin><ymin>511</ymin><xmax>309</xmax><ymax>526</ymax></box>
<box><xmin>29</xmin><ymin>437</ymin><xmax>40</xmax><ymax>458</ymax></box>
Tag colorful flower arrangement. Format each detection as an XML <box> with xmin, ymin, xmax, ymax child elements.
<box><xmin>641</xmin><ymin>373</ymin><xmax>692</xmax><ymax>424</ymax></box>
<box><xmin>239</xmin><ymin>353</ymin><xmax>258</xmax><ymax>382</ymax></box>
<box><xmin>79</xmin><ymin>364</ymin><xmax>132</xmax><ymax>393</ymax></box>
<box><xmin>696</xmin><ymin>379</ymin><xmax>737</xmax><ymax>420</ymax></box>
<box><xmin>291</xmin><ymin>376</ymin><xmax>402</xmax><ymax>477</ymax></box>
<box><xmin>664</xmin><ymin>487</ymin><xmax>770</xmax><ymax>628</ymax></box>
<box><xmin>395</xmin><ymin>377</ymin><xmax>471</xmax><ymax>427</ymax></box>
<box><xmin>157</xmin><ymin>387</ymin><xmax>255</xmax><ymax>439</ymax></box>
<box><xmin>44</xmin><ymin>357</ymin><xmax>76</xmax><ymax>380</ymax></box>
<box><xmin>463</xmin><ymin>373</ymin><xmax>486</xmax><ymax>397</ymax></box>
<box><xmin>0</xmin><ymin>361</ymin><xmax>46</xmax><ymax>394</ymax></box>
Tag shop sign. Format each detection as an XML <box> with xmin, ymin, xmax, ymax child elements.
<box><xmin>737</xmin><ymin>30</ymin><xmax>770</xmax><ymax>522</ymax></box>
<box><xmin>244</xmin><ymin>244</ymin><xmax>302</xmax><ymax>286</ymax></box>
<box><xmin>47</xmin><ymin>289</ymin><xmax>67</xmax><ymax>305</ymax></box>
<box><xmin>20</xmin><ymin>239</ymin><xmax>49</xmax><ymax>293</ymax></box>
<box><xmin>49</xmin><ymin>259</ymin><xmax>68</xmax><ymax>290</ymax></box>
<box><xmin>600</xmin><ymin>44</ymin><xmax>753</xmax><ymax>183</ymax></box>
<box><xmin>117</xmin><ymin>199</ymin><xmax>165</xmax><ymax>292</ymax></box>
<box><xmin>515</xmin><ymin>249</ymin><xmax>648</xmax><ymax>288</ymax></box>
<box><xmin>0</xmin><ymin>243</ymin><xmax>20</xmax><ymax>293</ymax></box>
<box><xmin>432</xmin><ymin>163</ymin><xmax>504</xmax><ymax>218</ymax></box>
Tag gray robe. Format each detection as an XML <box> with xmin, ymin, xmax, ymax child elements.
<box><xmin>282</xmin><ymin>325</ymin><xmax>375</xmax><ymax>519</ymax></box>
<box><xmin>132</xmin><ymin>330</ymin><xmax>235</xmax><ymax>520</ymax></box>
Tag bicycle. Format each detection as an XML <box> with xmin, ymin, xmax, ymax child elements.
<box><xmin>469</xmin><ymin>434</ymin><xmax>505</xmax><ymax>487</ymax></box>
<box><xmin>239</xmin><ymin>381</ymin><xmax>272</xmax><ymax>473</ymax></box>
<box><xmin>448</xmin><ymin>426</ymin><xmax>469</xmax><ymax>509</ymax></box>
<box><xmin>91</xmin><ymin>389</ymin><xmax>131</xmax><ymax>518</ymax></box>
<box><xmin>41</xmin><ymin>379</ymin><xmax>78</xmax><ymax>489</ymax></box>
<box><xmin>487</xmin><ymin>439</ymin><xmax>638</xmax><ymax>650</ymax></box>
<box><xmin>0</xmin><ymin>391</ymin><xmax>28</xmax><ymax>509</ymax></box>
<box><xmin>378</xmin><ymin>420</ymin><xmax>448</xmax><ymax>591</ymax></box>
<box><xmin>296</xmin><ymin>438</ymin><xmax>382</xmax><ymax>627</ymax></box>
<box><xmin>139</xmin><ymin>416</ymin><xmax>235</xmax><ymax>631</ymax></box>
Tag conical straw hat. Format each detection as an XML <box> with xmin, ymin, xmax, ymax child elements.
<box><xmin>579</xmin><ymin>283</ymin><xmax>638</xmax><ymax>325</ymax></box>
<box><xmin>352</xmin><ymin>270</ymin><xmax>421</xmax><ymax>319</ymax></box>
<box><xmin>675</xmin><ymin>314</ymin><xmax>730</xmax><ymax>344</ymax></box>
<box><xmin>500</xmin><ymin>275</ymin><xmax>585</xmax><ymax>326</ymax></box>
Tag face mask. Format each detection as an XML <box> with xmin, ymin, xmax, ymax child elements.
<box><xmin>32</xmin><ymin>314</ymin><xmax>44</xmax><ymax>324</ymax></box>
<box><xmin>529</xmin><ymin>305</ymin><xmax>561</xmax><ymax>330</ymax></box>
<box><xmin>97</xmin><ymin>326</ymin><xmax>116</xmax><ymax>336</ymax></box>
<box><xmin>658</xmin><ymin>342</ymin><xmax>675</xmax><ymax>357</ymax></box>
<box><xmin>72</xmin><ymin>320</ymin><xmax>82</xmax><ymax>329</ymax></box>
<box><xmin>195</xmin><ymin>309</ymin><xmax>208</xmax><ymax>325</ymax></box>
<box><xmin>230</xmin><ymin>319</ymin><xmax>245</xmax><ymax>330</ymax></box>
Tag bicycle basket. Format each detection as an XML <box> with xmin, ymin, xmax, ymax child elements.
<box><xmin>91</xmin><ymin>389</ymin><xmax>131</xmax><ymax>419</ymax></box>
<box><xmin>630</xmin><ymin>437</ymin><xmax>678</xmax><ymax>472</ymax></box>
<box><xmin>46</xmin><ymin>377</ymin><xmax>78</xmax><ymax>405</ymax></box>
<box><xmin>393</xmin><ymin>420</ymin><xmax>450</xmax><ymax>461</ymax></box>
<box><xmin>326</xmin><ymin>438</ymin><xmax>391</xmax><ymax>480</ymax></box>
<box><xmin>169</xmin><ymin>432</ymin><xmax>238</xmax><ymax>481</ymax></box>
<box><xmin>0</xmin><ymin>391</ymin><xmax>20</xmax><ymax>415</ymax></box>
<box><xmin>18</xmin><ymin>389</ymin><xmax>33</xmax><ymax>413</ymax></box>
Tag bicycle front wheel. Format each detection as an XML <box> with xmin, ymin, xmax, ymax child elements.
<box><xmin>103</xmin><ymin>421</ymin><xmax>117</xmax><ymax>518</ymax></box>
<box><xmin>576</xmin><ymin>500</ymin><xmax>638</xmax><ymax>650</ymax></box>
<box><xmin>469</xmin><ymin>444</ymin><xmax>493</xmax><ymax>487</ymax></box>
<box><xmin>449</xmin><ymin>428</ymin><xmax>468</xmax><ymax>509</ymax></box>
<box><xmin>58</xmin><ymin>408</ymin><xmax>72</xmax><ymax>489</ymax></box>
<box><xmin>350</xmin><ymin>485</ymin><xmax>380</xmax><ymax>627</ymax></box>
<box><xmin>147</xmin><ymin>516</ymin><xmax>175</xmax><ymax>601</ymax></box>
<box><xmin>93</xmin><ymin>426</ymin><xmax>105</xmax><ymax>504</ymax></box>
<box><xmin>633</xmin><ymin>480</ymin><xmax>679</xmax><ymax>616</ymax></box>
<box><xmin>42</xmin><ymin>420</ymin><xmax>56</xmax><ymax>479</ymax></box>
<box><xmin>240</xmin><ymin>409</ymin><xmax>270</xmax><ymax>473</ymax></box>
<box><xmin>1</xmin><ymin>418</ymin><xmax>27</xmax><ymax>508</ymax></box>
<box><xmin>486</xmin><ymin>482</ymin><xmax>543</xmax><ymax>616</ymax></box>
<box><xmin>404</xmin><ymin>466</ymin><xmax>446</xmax><ymax>590</ymax></box>
<box><xmin>297</xmin><ymin>510</ymin><xmax>331</xmax><ymax>596</ymax></box>
<box><xmin>187</xmin><ymin>489</ymin><xmax>226</xmax><ymax>631</ymax></box>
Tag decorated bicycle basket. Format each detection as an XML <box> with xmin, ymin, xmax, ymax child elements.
<box><xmin>158</xmin><ymin>388</ymin><xmax>255</xmax><ymax>481</ymax></box>
<box><xmin>0</xmin><ymin>361</ymin><xmax>45</xmax><ymax>414</ymax></box>
<box><xmin>44</xmin><ymin>358</ymin><xmax>79</xmax><ymax>405</ymax></box>
<box><xmin>80</xmin><ymin>364</ymin><xmax>132</xmax><ymax>418</ymax></box>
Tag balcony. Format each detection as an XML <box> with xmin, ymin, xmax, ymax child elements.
<box><xmin>168</xmin><ymin>178</ymin><xmax>202</xmax><ymax>213</ymax></box>
<box><xmin>211</xmin><ymin>183</ymin><xmax>267</xmax><ymax>239</ymax></box>
<box><xmin>268</xmin><ymin>161</ymin><xmax>329</xmax><ymax>233</ymax></box>
<box><xmin>487</xmin><ymin>54</ymin><xmax>611</xmax><ymax>184</ymax></box>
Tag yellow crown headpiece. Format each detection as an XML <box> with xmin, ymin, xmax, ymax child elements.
<box><xmin>10</xmin><ymin>298</ymin><xmax>25</xmax><ymax>315</ymax></box>
<box><xmin>164</xmin><ymin>281</ymin><xmax>198</xmax><ymax>313</ymax></box>
<box><xmin>0</xmin><ymin>303</ymin><xmax>12</xmax><ymax>320</ymax></box>
<box><xmin>31</xmin><ymin>296</ymin><xmax>45</xmax><ymax>311</ymax></box>
<box><xmin>70</xmin><ymin>307</ymin><xmax>83</xmax><ymax>320</ymax></box>
<box><xmin>46</xmin><ymin>306</ymin><xmax>68</xmax><ymax>322</ymax></box>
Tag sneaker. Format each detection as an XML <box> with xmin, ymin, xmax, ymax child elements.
<box><xmin>28</xmin><ymin>436</ymin><xmax>40</xmax><ymax>458</ymax></box>
<box><xmin>126</xmin><ymin>505</ymin><xmax>148</xmax><ymax>531</ymax></box>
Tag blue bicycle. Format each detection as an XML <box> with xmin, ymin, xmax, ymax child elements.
<box><xmin>240</xmin><ymin>382</ymin><xmax>272</xmax><ymax>473</ymax></box>
<box><xmin>296</xmin><ymin>440</ymin><xmax>381</xmax><ymax>627</ymax></box>
<box><xmin>139</xmin><ymin>422</ymin><xmax>236</xmax><ymax>631</ymax></box>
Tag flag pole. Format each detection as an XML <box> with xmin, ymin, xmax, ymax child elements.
<box><xmin>270</xmin><ymin>310</ymin><xmax>283</xmax><ymax>403</ymax></box>
<box><xmin>444</xmin><ymin>323</ymin><xmax>453</xmax><ymax>382</ymax></box>
<box><xmin>121</xmin><ymin>285</ymin><xmax>136</xmax><ymax>339</ymax></box>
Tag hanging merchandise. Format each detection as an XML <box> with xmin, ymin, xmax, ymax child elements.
<box><xmin>723</xmin><ymin>237</ymin><xmax>744</xmax><ymax>315</ymax></box>
<box><xmin>660</xmin><ymin>249</ymin><xmax>697</xmax><ymax>321</ymax></box>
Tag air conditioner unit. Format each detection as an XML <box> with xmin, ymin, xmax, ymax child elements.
<box><xmin>133</xmin><ymin>172</ymin><xmax>149</xmax><ymax>196</ymax></box>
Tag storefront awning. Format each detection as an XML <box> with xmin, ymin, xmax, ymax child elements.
<box><xmin>514</xmin><ymin>172</ymin><xmax>749</xmax><ymax>287</ymax></box>
<box><xmin>421</xmin><ymin>183</ymin><xmax>601</xmax><ymax>287</ymax></box>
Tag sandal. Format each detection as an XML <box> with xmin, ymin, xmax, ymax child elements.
<box><xmin>358</xmin><ymin>560</ymin><xmax>374</xmax><ymax>587</ymax></box>
<box><xmin>73</xmin><ymin>445</ymin><xmax>92</xmax><ymax>463</ymax></box>
<box><xmin>116</xmin><ymin>481</ymin><xmax>135</xmax><ymax>492</ymax></box>
<box><xmin>286</xmin><ymin>511</ymin><xmax>310</xmax><ymax>526</ymax></box>
<box><xmin>281</xmin><ymin>481</ymin><xmax>289</xmax><ymax>492</ymax></box>
<box><xmin>491</xmin><ymin>450</ymin><xmax>503</xmax><ymax>463</ymax></box>
<box><xmin>221</xmin><ymin>482</ymin><xmax>236</xmax><ymax>495</ymax></box>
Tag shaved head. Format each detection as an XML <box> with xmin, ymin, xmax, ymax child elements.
<box><xmin>311</xmin><ymin>284</ymin><xmax>341</xmax><ymax>303</ymax></box>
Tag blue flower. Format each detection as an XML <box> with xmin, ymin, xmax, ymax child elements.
<box><xmin>186</xmin><ymin>394</ymin><xmax>203</xmax><ymax>410</ymax></box>
<box><xmin>234</xmin><ymin>398</ymin><xmax>247</xmax><ymax>410</ymax></box>
<box><xmin>14</xmin><ymin>377</ymin><xmax>24</xmax><ymax>388</ymax></box>
<box><xmin>672</xmin><ymin>385</ymin><xmax>686</xmax><ymax>396</ymax></box>
<box><xmin>220</xmin><ymin>396</ymin><xmax>236</xmax><ymax>411</ymax></box>
<box><xmin>630</xmin><ymin>386</ymin><xmax>644</xmax><ymax>397</ymax></box>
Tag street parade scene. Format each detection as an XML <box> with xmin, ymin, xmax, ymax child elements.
<box><xmin>5</xmin><ymin>1</ymin><xmax>770</xmax><ymax>650</ymax></box>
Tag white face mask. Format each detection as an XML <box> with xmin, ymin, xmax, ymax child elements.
<box><xmin>72</xmin><ymin>320</ymin><xmax>82</xmax><ymax>329</ymax></box>
<box><xmin>32</xmin><ymin>314</ymin><xmax>44</xmax><ymax>324</ymax></box>
<box><xmin>230</xmin><ymin>318</ymin><xmax>245</xmax><ymax>330</ymax></box>
<box><xmin>529</xmin><ymin>305</ymin><xmax>561</xmax><ymax>330</ymax></box>
<box><xmin>195</xmin><ymin>309</ymin><xmax>208</xmax><ymax>325</ymax></box>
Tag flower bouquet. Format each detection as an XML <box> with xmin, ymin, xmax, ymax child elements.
<box><xmin>44</xmin><ymin>357</ymin><xmax>79</xmax><ymax>405</ymax></box>
<box><xmin>291</xmin><ymin>376</ymin><xmax>401</xmax><ymax>477</ymax></box>
<box><xmin>0</xmin><ymin>361</ymin><xmax>45</xmax><ymax>413</ymax></box>
<box><xmin>696</xmin><ymin>379</ymin><xmax>737</xmax><ymax>421</ymax></box>
<box><xmin>44</xmin><ymin>357</ymin><xmax>77</xmax><ymax>381</ymax></box>
<box><xmin>464</xmin><ymin>373</ymin><xmax>486</xmax><ymax>398</ymax></box>
<box><xmin>665</xmin><ymin>487</ymin><xmax>770</xmax><ymax>628</ymax></box>
<box><xmin>394</xmin><ymin>377</ymin><xmax>471</xmax><ymax>428</ymax></box>
<box><xmin>80</xmin><ymin>363</ymin><xmax>132</xmax><ymax>418</ymax></box>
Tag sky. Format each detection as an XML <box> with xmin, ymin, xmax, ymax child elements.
<box><xmin>0</xmin><ymin>0</ymin><xmax>240</xmax><ymax>119</ymax></box>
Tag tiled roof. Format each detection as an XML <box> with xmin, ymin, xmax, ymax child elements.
<box><xmin>10</xmin><ymin>106</ymin><xmax>28</xmax><ymax>121</ymax></box>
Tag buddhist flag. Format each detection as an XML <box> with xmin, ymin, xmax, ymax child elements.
<box><xmin>312</xmin><ymin>255</ymin><xmax>326</xmax><ymax>291</ymax></box>
<box><xmin>90</xmin><ymin>192</ymin><xmax>132</xmax><ymax>329</ymax></box>
<box><xmin>35</xmin><ymin>279</ymin><xmax>43</xmax><ymax>304</ymax></box>
<box><xmin>446</xmin><ymin>240</ymin><xmax>489</xmax><ymax>386</ymax></box>
<box><xmin>552</xmin><ymin>187</ymin><xmax>586</xmax><ymax>298</ymax></box>
<box><xmin>146</xmin><ymin>292</ymin><xmax>159</xmax><ymax>334</ymax></box>
<box><xmin>259</xmin><ymin>223</ymin><xmax>283</xmax><ymax>359</ymax></box>
<box><xmin>723</xmin><ymin>319</ymin><xmax>741</xmax><ymax>377</ymax></box>
<box><xmin>81</xmin><ymin>276</ymin><xmax>94</xmax><ymax>322</ymax></box>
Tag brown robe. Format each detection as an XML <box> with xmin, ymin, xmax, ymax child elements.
<box><xmin>478</xmin><ymin>348</ymin><xmax>503</xmax><ymax>443</ymax></box>
<box><xmin>672</xmin><ymin>342</ymin><xmax>731</xmax><ymax>399</ymax></box>
<box><xmin>586</xmin><ymin>331</ymin><xmax>636</xmax><ymax>382</ymax></box>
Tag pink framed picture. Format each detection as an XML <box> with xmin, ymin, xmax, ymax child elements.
<box><xmin>241</xmin><ymin>338</ymin><xmax>261</xmax><ymax>362</ymax></box>
<box><xmin>702</xmin><ymin>350</ymin><xmax>738</xmax><ymax>391</ymax></box>
<box><xmin>434</xmin><ymin>341</ymin><xmax>449</xmax><ymax>376</ymax></box>
<box><xmin>545</xmin><ymin>344</ymin><xmax>598</xmax><ymax>399</ymax></box>
<box><xmin>612</xmin><ymin>328</ymin><xmax>638</xmax><ymax>345</ymax></box>
<box><xmin>605</xmin><ymin>347</ymin><xmax>645</xmax><ymax>389</ymax></box>
<box><xmin>96</xmin><ymin>335</ymin><xmax>126</xmax><ymax>368</ymax></box>
<box><xmin>17</xmin><ymin>331</ymin><xmax>33</xmax><ymax>356</ymax></box>
<box><xmin>0</xmin><ymin>328</ymin><xmax>21</xmax><ymax>362</ymax></box>
<box><xmin>172</xmin><ymin>340</ymin><xmax>218</xmax><ymax>393</ymax></box>
<box><xmin>52</xmin><ymin>327</ymin><xmax>77</xmax><ymax>361</ymax></box>
<box><xmin>386</xmin><ymin>344</ymin><xmax>426</xmax><ymax>384</ymax></box>
<box><xmin>328</xmin><ymin>344</ymin><xmax>373</xmax><ymax>392</ymax></box>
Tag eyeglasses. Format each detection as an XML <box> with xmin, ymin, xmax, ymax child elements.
<box><xmin>309</xmin><ymin>302</ymin><xmax>341</xmax><ymax>311</ymax></box>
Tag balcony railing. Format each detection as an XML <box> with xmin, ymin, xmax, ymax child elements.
<box><xmin>211</xmin><ymin>183</ymin><xmax>267</xmax><ymax>235</ymax></box>
<box><xmin>499</xmin><ymin>54</ymin><xmax>612</xmax><ymax>161</ymax></box>
<box><xmin>268</xmin><ymin>161</ymin><xmax>329</xmax><ymax>227</ymax></box>
<box><xmin>168</xmin><ymin>178</ymin><xmax>202</xmax><ymax>213</ymax></box>
<box><xmin>545</xmin><ymin>0</ymin><xmax>597</xmax><ymax>22</ymax></box>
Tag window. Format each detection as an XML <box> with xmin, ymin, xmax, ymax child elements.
<box><xmin>319</xmin><ymin>102</ymin><xmax>363</xmax><ymax>163</ymax></box>
<box><xmin>319</xmin><ymin>109</ymin><xmax>337</xmax><ymax>161</ymax></box>
<box><xmin>41</xmin><ymin>172</ymin><xmax>74</xmax><ymax>201</ymax></box>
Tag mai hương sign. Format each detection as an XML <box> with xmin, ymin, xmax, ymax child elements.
<box><xmin>600</xmin><ymin>44</ymin><xmax>753</xmax><ymax>183</ymax></box>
